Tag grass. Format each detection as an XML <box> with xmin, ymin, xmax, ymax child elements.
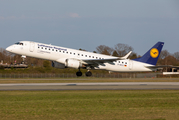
<box><xmin>0</xmin><ymin>90</ymin><xmax>179</xmax><ymax>120</ymax></box>
<box><xmin>0</xmin><ymin>78</ymin><xmax>179</xmax><ymax>83</ymax></box>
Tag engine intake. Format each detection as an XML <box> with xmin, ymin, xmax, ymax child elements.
<box><xmin>65</xmin><ymin>59</ymin><xmax>82</xmax><ymax>69</ymax></box>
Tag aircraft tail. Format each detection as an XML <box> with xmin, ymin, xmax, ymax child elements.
<box><xmin>133</xmin><ymin>42</ymin><xmax>164</xmax><ymax>65</ymax></box>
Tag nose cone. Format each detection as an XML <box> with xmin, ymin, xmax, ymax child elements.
<box><xmin>6</xmin><ymin>46</ymin><xmax>12</xmax><ymax>52</ymax></box>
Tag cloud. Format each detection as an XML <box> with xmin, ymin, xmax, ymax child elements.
<box><xmin>7</xmin><ymin>16</ymin><xmax>17</xmax><ymax>20</ymax></box>
<box><xmin>0</xmin><ymin>13</ymin><xmax>81</xmax><ymax>21</ymax></box>
<box><xmin>0</xmin><ymin>15</ymin><xmax>49</xmax><ymax>20</ymax></box>
<box><xmin>0</xmin><ymin>16</ymin><xmax>5</xmax><ymax>20</ymax></box>
<box><xmin>68</xmin><ymin>13</ymin><xmax>80</xmax><ymax>18</ymax></box>
<box><xmin>0</xmin><ymin>16</ymin><xmax>20</xmax><ymax>20</ymax></box>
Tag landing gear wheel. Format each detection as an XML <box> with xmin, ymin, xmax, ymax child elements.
<box><xmin>76</xmin><ymin>71</ymin><xmax>82</xmax><ymax>77</ymax></box>
<box><xmin>85</xmin><ymin>71</ymin><xmax>92</xmax><ymax>77</ymax></box>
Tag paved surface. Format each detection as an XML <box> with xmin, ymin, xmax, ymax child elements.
<box><xmin>0</xmin><ymin>82</ymin><xmax>179</xmax><ymax>90</ymax></box>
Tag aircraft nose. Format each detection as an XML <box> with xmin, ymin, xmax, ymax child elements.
<box><xmin>6</xmin><ymin>46</ymin><xmax>12</xmax><ymax>52</ymax></box>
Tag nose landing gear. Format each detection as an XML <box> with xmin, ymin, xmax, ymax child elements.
<box><xmin>21</xmin><ymin>55</ymin><xmax>26</xmax><ymax>64</ymax></box>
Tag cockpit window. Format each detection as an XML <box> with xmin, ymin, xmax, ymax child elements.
<box><xmin>15</xmin><ymin>42</ymin><xmax>20</xmax><ymax>45</ymax></box>
<box><xmin>15</xmin><ymin>42</ymin><xmax>23</xmax><ymax>46</ymax></box>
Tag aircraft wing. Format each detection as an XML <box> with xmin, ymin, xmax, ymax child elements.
<box><xmin>80</xmin><ymin>51</ymin><xmax>132</xmax><ymax>64</ymax></box>
<box><xmin>81</xmin><ymin>58</ymin><xmax>118</xmax><ymax>65</ymax></box>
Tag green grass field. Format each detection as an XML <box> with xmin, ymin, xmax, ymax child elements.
<box><xmin>0</xmin><ymin>90</ymin><xmax>179</xmax><ymax>120</ymax></box>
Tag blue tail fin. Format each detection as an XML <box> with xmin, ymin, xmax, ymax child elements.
<box><xmin>133</xmin><ymin>42</ymin><xmax>164</xmax><ymax>65</ymax></box>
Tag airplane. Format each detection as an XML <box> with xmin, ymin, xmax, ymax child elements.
<box><xmin>6</xmin><ymin>41</ymin><xmax>164</xmax><ymax>76</ymax></box>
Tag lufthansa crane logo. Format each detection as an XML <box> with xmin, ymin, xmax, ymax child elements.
<box><xmin>150</xmin><ymin>48</ymin><xmax>159</xmax><ymax>58</ymax></box>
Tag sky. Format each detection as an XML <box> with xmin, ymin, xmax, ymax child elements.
<box><xmin>0</xmin><ymin>0</ymin><xmax>179</xmax><ymax>56</ymax></box>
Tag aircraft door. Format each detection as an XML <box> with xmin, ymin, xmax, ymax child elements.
<box><xmin>29</xmin><ymin>42</ymin><xmax>35</xmax><ymax>52</ymax></box>
<box><xmin>129</xmin><ymin>60</ymin><xmax>133</xmax><ymax>70</ymax></box>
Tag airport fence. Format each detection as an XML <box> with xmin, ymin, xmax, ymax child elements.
<box><xmin>0</xmin><ymin>73</ymin><xmax>169</xmax><ymax>79</ymax></box>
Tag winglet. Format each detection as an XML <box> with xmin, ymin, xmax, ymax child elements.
<box><xmin>119</xmin><ymin>51</ymin><xmax>132</xmax><ymax>60</ymax></box>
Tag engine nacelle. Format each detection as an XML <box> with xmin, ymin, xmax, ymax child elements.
<box><xmin>51</xmin><ymin>61</ymin><xmax>65</xmax><ymax>69</ymax></box>
<box><xmin>65</xmin><ymin>59</ymin><xmax>82</xmax><ymax>69</ymax></box>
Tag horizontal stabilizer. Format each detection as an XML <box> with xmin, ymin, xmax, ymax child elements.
<box><xmin>145</xmin><ymin>65</ymin><xmax>173</xmax><ymax>69</ymax></box>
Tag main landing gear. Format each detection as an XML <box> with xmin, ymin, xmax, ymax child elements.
<box><xmin>85</xmin><ymin>70</ymin><xmax>92</xmax><ymax>77</ymax></box>
<box><xmin>76</xmin><ymin>68</ymin><xmax>92</xmax><ymax>77</ymax></box>
<box><xmin>76</xmin><ymin>69</ymin><xmax>82</xmax><ymax>77</ymax></box>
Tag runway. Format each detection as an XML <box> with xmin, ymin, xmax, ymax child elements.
<box><xmin>0</xmin><ymin>82</ymin><xmax>179</xmax><ymax>90</ymax></box>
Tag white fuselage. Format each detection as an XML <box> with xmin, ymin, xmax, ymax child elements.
<box><xmin>6</xmin><ymin>41</ymin><xmax>154</xmax><ymax>72</ymax></box>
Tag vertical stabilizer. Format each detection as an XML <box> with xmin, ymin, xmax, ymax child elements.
<box><xmin>133</xmin><ymin>42</ymin><xmax>164</xmax><ymax>65</ymax></box>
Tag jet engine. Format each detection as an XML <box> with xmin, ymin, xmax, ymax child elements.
<box><xmin>65</xmin><ymin>59</ymin><xmax>82</xmax><ymax>69</ymax></box>
<box><xmin>51</xmin><ymin>61</ymin><xmax>65</xmax><ymax>69</ymax></box>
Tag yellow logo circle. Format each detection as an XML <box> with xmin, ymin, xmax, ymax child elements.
<box><xmin>150</xmin><ymin>48</ymin><xmax>159</xmax><ymax>58</ymax></box>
